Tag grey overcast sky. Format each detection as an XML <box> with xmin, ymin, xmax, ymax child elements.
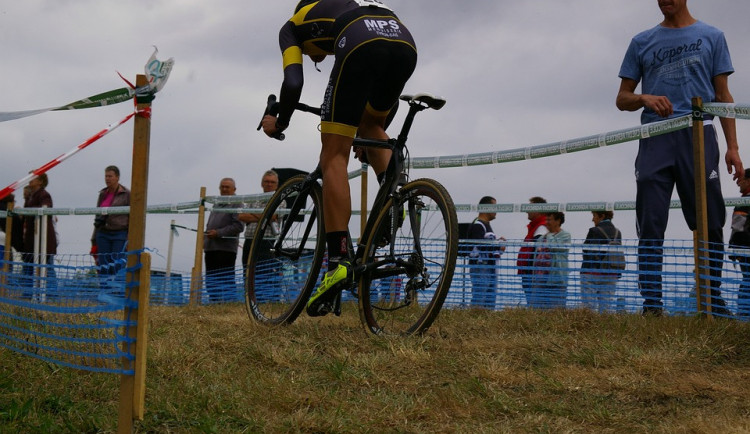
<box><xmin>2</xmin><ymin>1</ymin><xmax>750</xmax><ymax>272</ymax></box>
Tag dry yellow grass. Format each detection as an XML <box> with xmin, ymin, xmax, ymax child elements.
<box><xmin>2</xmin><ymin>303</ymin><xmax>750</xmax><ymax>432</ymax></box>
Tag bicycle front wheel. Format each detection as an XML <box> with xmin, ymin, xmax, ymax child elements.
<box><xmin>245</xmin><ymin>175</ymin><xmax>326</xmax><ymax>325</ymax></box>
<box><xmin>359</xmin><ymin>178</ymin><xmax>458</xmax><ymax>335</ymax></box>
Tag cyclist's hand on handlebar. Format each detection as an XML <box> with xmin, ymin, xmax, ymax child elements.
<box><xmin>261</xmin><ymin>115</ymin><xmax>282</xmax><ymax>138</ymax></box>
<box><xmin>353</xmin><ymin>146</ymin><xmax>364</xmax><ymax>161</ymax></box>
<box><xmin>353</xmin><ymin>146</ymin><xmax>371</xmax><ymax>164</ymax></box>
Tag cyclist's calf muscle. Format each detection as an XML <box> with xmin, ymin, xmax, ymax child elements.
<box><xmin>321</xmin><ymin>133</ymin><xmax>354</xmax><ymax>233</ymax></box>
<box><xmin>320</xmin><ymin>110</ymin><xmax>390</xmax><ymax>233</ymax></box>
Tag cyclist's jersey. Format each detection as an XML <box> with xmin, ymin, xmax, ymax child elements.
<box><xmin>276</xmin><ymin>0</ymin><xmax>415</xmax><ymax>133</ymax></box>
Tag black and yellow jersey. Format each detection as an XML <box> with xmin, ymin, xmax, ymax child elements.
<box><xmin>276</xmin><ymin>0</ymin><xmax>401</xmax><ymax>127</ymax></box>
<box><xmin>280</xmin><ymin>0</ymin><xmax>356</xmax><ymax>70</ymax></box>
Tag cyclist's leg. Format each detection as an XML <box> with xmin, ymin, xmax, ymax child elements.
<box><xmin>307</xmin><ymin>134</ymin><xmax>354</xmax><ymax>316</ymax></box>
<box><xmin>358</xmin><ymin>111</ymin><xmax>390</xmax><ymax>176</ymax></box>
<box><xmin>318</xmin><ymin>40</ymin><xmax>388</xmax><ymax>268</ymax></box>
<box><xmin>359</xmin><ymin>42</ymin><xmax>417</xmax><ymax>178</ymax></box>
<box><xmin>320</xmin><ymin>132</ymin><xmax>354</xmax><ymax>266</ymax></box>
<box><xmin>308</xmin><ymin>28</ymin><xmax>416</xmax><ymax>315</ymax></box>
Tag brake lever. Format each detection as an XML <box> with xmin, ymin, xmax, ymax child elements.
<box><xmin>258</xmin><ymin>94</ymin><xmax>285</xmax><ymax>141</ymax></box>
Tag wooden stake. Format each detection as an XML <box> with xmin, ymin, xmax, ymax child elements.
<box><xmin>190</xmin><ymin>187</ymin><xmax>207</xmax><ymax>306</ymax></box>
<box><xmin>118</xmin><ymin>74</ymin><xmax>152</xmax><ymax>433</ymax></box>
<box><xmin>132</xmin><ymin>252</ymin><xmax>151</xmax><ymax>420</ymax></box>
<box><xmin>0</xmin><ymin>201</ymin><xmax>14</xmax><ymax>296</ymax></box>
<box><xmin>691</xmin><ymin>97</ymin><xmax>711</xmax><ymax>316</ymax></box>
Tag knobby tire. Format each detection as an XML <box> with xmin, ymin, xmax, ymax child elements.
<box><xmin>244</xmin><ymin>175</ymin><xmax>326</xmax><ymax>325</ymax></box>
<box><xmin>358</xmin><ymin>178</ymin><xmax>458</xmax><ymax>335</ymax></box>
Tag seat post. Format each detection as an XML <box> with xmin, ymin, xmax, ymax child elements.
<box><xmin>396</xmin><ymin>103</ymin><xmax>425</xmax><ymax>146</ymax></box>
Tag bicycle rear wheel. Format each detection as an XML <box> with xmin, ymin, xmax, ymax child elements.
<box><xmin>245</xmin><ymin>175</ymin><xmax>325</xmax><ymax>325</ymax></box>
<box><xmin>358</xmin><ymin>178</ymin><xmax>458</xmax><ymax>335</ymax></box>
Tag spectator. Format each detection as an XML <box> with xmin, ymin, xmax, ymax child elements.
<box><xmin>204</xmin><ymin>178</ymin><xmax>243</xmax><ymax>302</ymax></box>
<box><xmin>728</xmin><ymin>168</ymin><xmax>750</xmax><ymax>317</ymax></box>
<box><xmin>0</xmin><ymin>194</ymin><xmax>13</xmax><ymax>261</ymax></box>
<box><xmin>581</xmin><ymin>210</ymin><xmax>623</xmax><ymax>313</ymax></box>
<box><xmin>467</xmin><ymin>196</ymin><xmax>506</xmax><ymax>309</ymax></box>
<box><xmin>92</xmin><ymin>165</ymin><xmax>130</xmax><ymax>275</ymax></box>
<box><xmin>517</xmin><ymin>196</ymin><xmax>548</xmax><ymax>308</ymax></box>
<box><xmin>23</xmin><ymin>174</ymin><xmax>57</xmax><ymax>296</ymax></box>
<box><xmin>616</xmin><ymin>0</ymin><xmax>741</xmax><ymax>317</ymax></box>
<box><xmin>533</xmin><ymin>212</ymin><xmax>571</xmax><ymax>309</ymax></box>
<box><xmin>239</xmin><ymin>170</ymin><xmax>279</xmax><ymax>274</ymax></box>
<box><xmin>17</xmin><ymin>186</ymin><xmax>33</xmax><ymax>287</ymax></box>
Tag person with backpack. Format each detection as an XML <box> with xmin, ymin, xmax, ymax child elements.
<box><xmin>467</xmin><ymin>196</ymin><xmax>505</xmax><ymax>309</ymax></box>
<box><xmin>581</xmin><ymin>210</ymin><xmax>623</xmax><ymax>313</ymax></box>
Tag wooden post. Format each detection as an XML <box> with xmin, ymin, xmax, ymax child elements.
<box><xmin>0</xmin><ymin>201</ymin><xmax>14</xmax><ymax>296</ymax></box>
<box><xmin>190</xmin><ymin>187</ymin><xmax>207</xmax><ymax>306</ymax></box>
<box><xmin>691</xmin><ymin>97</ymin><xmax>711</xmax><ymax>315</ymax></box>
<box><xmin>360</xmin><ymin>164</ymin><xmax>368</xmax><ymax>242</ymax></box>
<box><xmin>166</xmin><ymin>219</ymin><xmax>175</xmax><ymax>280</ymax></box>
<box><xmin>118</xmin><ymin>74</ymin><xmax>152</xmax><ymax>433</ymax></box>
<box><xmin>39</xmin><ymin>206</ymin><xmax>48</xmax><ymax>301</ymax></box>
<box><xmin>165</xmin><ymin>219</ymin><xmax>175</xmax><ymax>303</ymax></box>
<box><xmin>132</xmin><ymin>252</ymin><xmax>151</xmax><ymax>420</ymax></box>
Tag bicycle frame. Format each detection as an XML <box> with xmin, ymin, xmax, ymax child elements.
<box><xmin>272</xmin><ymin>97</ymin><xmax>432</xmax><ymax>274</ymax></box>
<box><xmin>249</xmin><ymin>93</ymin><xmax>453</xmax><ymax>332</ymax></box>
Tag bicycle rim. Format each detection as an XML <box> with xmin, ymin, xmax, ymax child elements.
<box><xmin>245</xmin><ymin>175</ymin><xmax>325</xmax><ymax>325</ymax></box>
<box><xmin>359</xmin><ymin>178</ymin><xmax>458</xmax><ymax>335</ymax></box>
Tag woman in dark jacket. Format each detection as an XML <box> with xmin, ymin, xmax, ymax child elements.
<box><xmin>92</xmin><ymin>165</ymin><xmax>130</xmax><ymax>275</ymax></box>
<box><xmin>23</xmin><ymin>173</ymin><xmax>57</xmax><ymax>296</ymax></box>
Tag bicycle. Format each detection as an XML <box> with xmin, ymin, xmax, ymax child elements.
<box><xmin>245</xmin><ymin>93</ymin><xmax>458</xmax><ymax>335</ymax></box>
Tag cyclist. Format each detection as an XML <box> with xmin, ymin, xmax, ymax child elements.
<box><xmin>261</xmin><ymin>0</ymin><xmax>417</xmax><ymax>316</ymax></box>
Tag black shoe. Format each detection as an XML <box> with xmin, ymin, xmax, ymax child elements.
<box><xmin>642</xmin><ymin>306</ymin><xmax>664</xmax><ymax>317</ymax></box>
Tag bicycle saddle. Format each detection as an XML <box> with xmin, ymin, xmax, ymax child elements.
<box><xmin>400</xmin><ymin>93</ymin><xmax>446</xmax><ymax>110</ymax></box>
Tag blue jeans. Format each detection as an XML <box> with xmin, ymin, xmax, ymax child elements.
<box><xmin>738</xmin><ymin>260</ymin><xmax>750</xmax><ymax>316</ymax></box>
<box><xmin>580</xmin><ymin>273</ymin><xmax>618</xmax><ymax>313</ymax></box>
<box><xmin>205</xmin><ymin>250</ymin><xmax>238</xmax><ymax>303</ymax></box>
<box><xmin>96</xmin><ymin>230</ymin><xmax>128</xmax><ymax>275</ymax></box>
<box><xmin>470</xmin><ymin>263</ymin><xmax>497</xmax><ymax>309</ymax></box>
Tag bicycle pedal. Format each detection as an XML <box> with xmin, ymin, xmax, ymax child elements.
<box><xmin>307</xmin><ymin>300</ymin><xmax>335</xmax><ymax>317</ymax></box>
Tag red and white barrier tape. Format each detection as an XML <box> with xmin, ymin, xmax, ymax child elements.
<box><xmin>0</xmin><ymin>110</ymin><xmax>140</xmax><ymax>201</ymax></box>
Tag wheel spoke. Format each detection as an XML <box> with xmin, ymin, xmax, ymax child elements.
<box><xmin>358</xmin><ymin>179</ymin><xmax>458</xmax><ymax>335</ymax></box>
<box><xmin>245</xmin><ymin>176</ymin><xmax>326</xmax><ymax>326</ymax></box>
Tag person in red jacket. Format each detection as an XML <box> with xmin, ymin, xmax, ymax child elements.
<box><xmin>517</xmin><ymin>196</ymin><xmax>547</xmax><ymax>308</ymax></box>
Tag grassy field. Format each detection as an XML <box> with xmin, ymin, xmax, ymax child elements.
<box><xmin>2</xmin><ymin>303</ymin><xmax>750</xmax><ymax>433</ymax></box>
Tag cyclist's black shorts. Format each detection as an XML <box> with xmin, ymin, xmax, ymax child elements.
<box><xmin>320</xmin><ymin>8</ymin><xmax>417</xmax><ymax>138</ymax></box>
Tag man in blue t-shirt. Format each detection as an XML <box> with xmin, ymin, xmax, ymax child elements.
<box><xmin>616</xmin><ymin>0</ymin><xmax>743</xmax><ymax>317</ymax></box>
